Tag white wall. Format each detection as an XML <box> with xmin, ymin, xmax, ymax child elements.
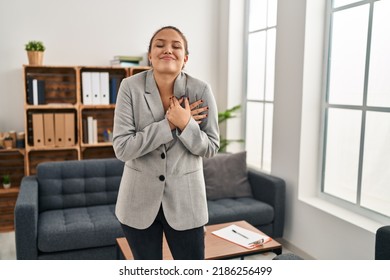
<box><xmin>0</xmin><ymin>0</ymin><xmax>221</xmax><ymax>133</ymax></box>
<box><xmin>218</xmin><ymin>0</ymin><xmax>246</xmax><ymax>153</ymax></box>
<box><xmin>272</xmin><ymin>0</ymin><xmax>377</xmax><ymax>259</ymax></box>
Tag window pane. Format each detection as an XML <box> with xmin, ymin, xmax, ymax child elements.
<box><xmin>249</xmin><ymin>0</ymin><xmax>267</xmax><ymax>31</ymax></box>
<box><xmin>328</xmin><ymin>5</ymin><xmax>369</xmax><ymax>105</ymax></box>
<box><xmin>267</xmin><ymin>0</ymin><xmax>278</xmax><ymax>27</ymax></box>
<box><xmin>367</xmin><ymin>0</ymin><xmax>390</xmax><ymax>107</ymax></box>
<box><xmin>323</xmin><ymin>108</ymin><xmax>362</xmax><ymax>202</ymax></box>
<box><xmin>262</xmin><ymin>103</ymin><xmax>273</xmax><ymax>172</ymax></box>
<box><xmin>246</xmin><ymin>102</ymin><xmax>263</xmax><ymax>168</ymax></box>
<box><xmin>361</xmin><ymin>111</ymin><xmax>390</xmax><ymax>216</ymax></box>
<box><xmin>247</xmin><ymin>32</ymin><xmax>266</xmax><ymax>101</ymax></box>
<box><xmin>333</xmin><ymin>0</ymin><xmax>360</xmax><ymax>8</ymax></box>
<box><xmin>265</xmin><ymin>28</ymin><xmax>276</xmax><ymax>102</ymax></box>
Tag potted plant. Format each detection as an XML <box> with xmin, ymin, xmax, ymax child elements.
<box><xmin>3</xmin><ymin>136</ymin><xmax>13</xmax><ymax>149</ymax></box>
<box><xmin>218</xmin><ymin>105</ymin><xmax>244</xmax><ymax>152</ymax></box>
<box><xmin>2</xmin><ymin>174</ymin><xmax>11</xmax><ymax>189</ymax></box>
<box><xmin>25</xmin><ymin>40</ymin><xmax>45</xmax><ymax>65</ymax></box>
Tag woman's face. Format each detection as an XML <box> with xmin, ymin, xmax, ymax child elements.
<box><xmin>149</xmin><ymin>28</ymin><xmax>188</xmax><ymax>75</ymax></box>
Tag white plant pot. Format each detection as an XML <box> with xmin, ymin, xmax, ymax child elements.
<box><xmin>3</xmin><ymin>183</ymin><xmax>11</xmax><ymax>189</ymax></box>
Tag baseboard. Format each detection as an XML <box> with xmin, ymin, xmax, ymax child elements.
<box><xmin>275</xmin><ymin>238</ymin><xmax>316</xmax><ymax>260</ymax></box>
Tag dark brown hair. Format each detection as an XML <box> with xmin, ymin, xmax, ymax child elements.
<box><xmin>148</xmin><ymin>26</ymin><xmax>189</xmax><ymax>55</ymax></box>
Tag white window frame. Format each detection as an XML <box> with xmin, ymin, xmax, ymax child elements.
<box><xmin>243</xmin><ymin>0</ymin><xmax>277</xmax><ymax>172</ymax></box>
<box><xmin>320</xmin><ymin>0</ymin><xmax>390</xmax><ymax>224</ymax></box>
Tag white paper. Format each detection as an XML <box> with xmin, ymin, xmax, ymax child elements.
<box><xmin>211</xmin><ymin>224</ymin><xmax>270</xmax><ymax>249</ymax></box>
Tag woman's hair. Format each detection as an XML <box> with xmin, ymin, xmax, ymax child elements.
<box><xmin>148</xmin><ymin>26</ymin><xmax>189</xmax><ymax>55</ymax></box>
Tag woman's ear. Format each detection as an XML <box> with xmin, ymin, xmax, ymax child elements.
<box><xmin>182</xmin><ymin>55</ymin><xmax>188</xmax><ymax>69</ymax></box>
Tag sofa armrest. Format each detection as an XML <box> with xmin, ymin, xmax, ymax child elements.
<box><xmin>247</xmin><ymin>168</ymin><xmax>286</xmax><ymax>238</ymax></box>
<box><xmin>14</xmin><ymin>176</ymin><xmax>39</xmax><ymax>259</ymax></box>
<box><xmin>375</xmin><ymin>225</ymin><xmax>390</xmax><ymax>260</ymax></box>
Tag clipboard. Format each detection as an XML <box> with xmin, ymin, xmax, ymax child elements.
<box><xmin>211</xmin><ymin>224</ymin><xmax>271</xmax><ymax>249</ymax></box>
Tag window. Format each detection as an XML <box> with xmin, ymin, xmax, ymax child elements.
<box><xmin>322</xmin><ymin>0</ymin><xmax>390</xmax><ymax>219</ymax></box>
<box><xmin>244</xmin><ymin>0</ymin><xmax>278</xmax><ymax>172</ymax></box>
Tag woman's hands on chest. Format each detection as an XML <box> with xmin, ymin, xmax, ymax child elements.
<box><xmin>166</xmin><ymin>96</ymin><xmax>191</xmax><ymax>131</ymax></box>
<box><xmin>166</xmin><ymin>97</ymin><xmax>209</xmax><ymax>131</ymax></box>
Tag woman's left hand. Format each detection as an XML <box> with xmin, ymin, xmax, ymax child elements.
<box><xmin>189</xmin><ymin>99</ymin><xmax>208</xmax><ymax>124</ymax></box>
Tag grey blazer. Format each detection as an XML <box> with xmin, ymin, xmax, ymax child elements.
<box><xmin>113</xmin><ymin>70</ymin><xmax>220</xmax><ymax>230</ymax></box>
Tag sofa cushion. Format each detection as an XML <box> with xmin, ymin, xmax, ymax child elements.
<box><xmin>37</xmin><ymin>158</ymin><xmax>124</xmax><ymax>212</ymax></box>
<box><xmin>203</xmin><ymin>151</ymin><xmax>253</xmax><ymax>200</ymax></box>
<box><xmin>37</xmin><ymin>204</ymin><xmax>123</xmax><ymax>253</ymax></box>
<box><xmin>207</xmin><ymin>197</ymin><xmax>274</xmax><ymax>226</ymax></box>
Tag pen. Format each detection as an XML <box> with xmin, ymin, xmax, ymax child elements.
<box><xmin>232</xmin><ymin>229</ymin><xmax>249</xmax><ymax>239</ymax></box>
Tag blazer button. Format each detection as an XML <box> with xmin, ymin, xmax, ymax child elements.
<box><xmin>159</xmin><ymin>175</ymin><xmax>165</xmax><ymax>181</ymax></box>
<box><xmin>161</xmin><ymin>153</ymin><xmax>166</xmax><ymax>159</ymax></box>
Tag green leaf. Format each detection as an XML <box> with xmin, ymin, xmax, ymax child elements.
<box><xmin>25</xmin><ymin>40</ymin><xmax>45</xmax><ymax>51</ymax></box>
<box><xmin>218</xmin><ymin>104</ymin><xmax>244</xmax><ymax>152</ymax></box>
<box><xmin>218</xmin><ymin>104</ymin><xmax>241</xmax><ymax>123</ymax></box>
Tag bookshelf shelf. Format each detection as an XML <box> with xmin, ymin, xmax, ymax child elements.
<box><xmin>0</xmin><ymin>187</ymin><xmax>20</xmax><ymax>195</ymax></box>
<box><xmin>81</xmin><ymin>142</ymin><xmax>112</xmax><ymax>148</ymax></box>
<box><xmin>25</xmin><ymin>104</ymin><xmax>78</xmax><ymax>109</ymax></box>
<box><xmin>21</xmin><ymin>64</ymin><xmax>149</xmax><ymax>175</ymax></box>
<box><xmin>0</xmin><ymin>149</ymin><xmax>25</xmax><ymax>232</ymax></box>
<box><xmin>80</xmin><ymin>104</ymin><xmax>116</xmax><ymax>109</ymax></box>
<box><xmin>0</xmin><ymin>64</ymin><xmax>150</xmax><ymax>232</ymax></box>
<box><xmin>81</xmin><ymin>146</ymin><xmax>115</xmax><ymax>160</ymax></box>
<box><xmin>25</xmin><ymin>145</ymin><xmax>79</xmax><ymax>151</ymax></box>
<box><xmin>23</xmin><ymin>65</ymin><xmax>150</xmax><ymax>167</ymax></box>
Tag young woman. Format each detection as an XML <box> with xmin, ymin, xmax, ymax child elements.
<box><xmin>113</xmin><ymin>26</ymin><xmax>219</xmax><ymax>259</ymax></box>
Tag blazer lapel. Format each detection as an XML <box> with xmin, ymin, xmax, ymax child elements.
<box><xmin>144</xmin><ymin>70</ymin><xmax>188</xmax><ymax>122</ymax></box>
<box><xmin>173</xmin><ymin>72</ymin><xmax>187</xmax><ymax>100</ymax></box>
<box><xmin>145</xmin><ymin>70</ymin><xmax>165</xmax><ymax>121</ymax></box>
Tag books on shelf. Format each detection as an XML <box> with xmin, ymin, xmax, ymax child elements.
<box><xmin>86</xmin><ymin>116</ymin><xmax>98</xmax><ymax>144</ymax></box>
<box><xmin>43</xmin><ymin>113</ymin><xmax>55</xmax><ymax>147</ymax></box>
<box><xmin>113</xmin><ymin>55</ymin><xmax>143</xmax><ymax>61</ymax></box>
<box><xmin>81</xmin><ymin>71</ymin><xmax>112</xmax><ymax>105</ymax></box>
<box><xmin>109</xmin><ymin>77</ymin><xmax>119</xmax><ymax>104</ymax></box>
<box><xmin>83</xmin><ymin>117</ymin><xmax>113</xmax><ymax>144</ymax></box>
<box><xmin>54</xmin><ymin>113</ymin><xmax>65</xmax><ymax>146</ymax></box>
<box><xmin>64</xmin><ymin>113</ymin><xmax>75</xmax><ymax>146</ymax></box>
<box><xmin>211</xmin><ymin>224</ymin><xmax>271</xmax><ymax>249</ymax></box>
<box><xmin>81</xmin><ymin>72</ymin><xmax>93</xmax><ymax>105</ymax></box>
<box><xmin>31</xmin><ymin>112</ymin><xmax>75</xmax><ymax>147</ymax></box>
<box><xmin>99</xmin><ymin>72</ymin><xmax>110</xmax><ymax>105</ymax></box>
<box><xmin>110</xmin><ymin>60</ymin><xmax>140</xmax><ymax>67</ymax></box>
<box><xmin>91</xmin><ymin>72</ymin><xmax>101</xmax><ymax>105</ymax></box>
<box><xmin>32</xmin><ymin>113</ymin><xmax>44</xmax><ymax>147</ymax></box>
<box><xmin>110</xmin><ymin>55</ymin><xmax>143</xmax><ymax>67</ymax></box>
<box><xmin>87</xmin><ymin>116</ymin><xmax>94</xmax><ymax>144</ymax></box>
<box><xmin>27</xmin><ymin>77</ymin><xmax>45</xmax><ymax>105</ymax></box>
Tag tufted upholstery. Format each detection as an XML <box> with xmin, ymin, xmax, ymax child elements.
<box><xmin>38</xmin><ymin>205</ymin><xmax>121</xmax><ymax>252</ymax></box>
<box><xmin>208</xmin><ymin>197</ymin><xmax>274</xmax><ymax>229</ymax></box>
<box><xmin>38</xmin><ymin>159</ymin><xmax>122</xmax><ymax>212</ymax></box>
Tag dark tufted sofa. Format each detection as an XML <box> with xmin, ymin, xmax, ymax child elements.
<box><xmin>14</xmin><ymin>157</ymin><xmax>285</xmax><ymax>260</ymax></box>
